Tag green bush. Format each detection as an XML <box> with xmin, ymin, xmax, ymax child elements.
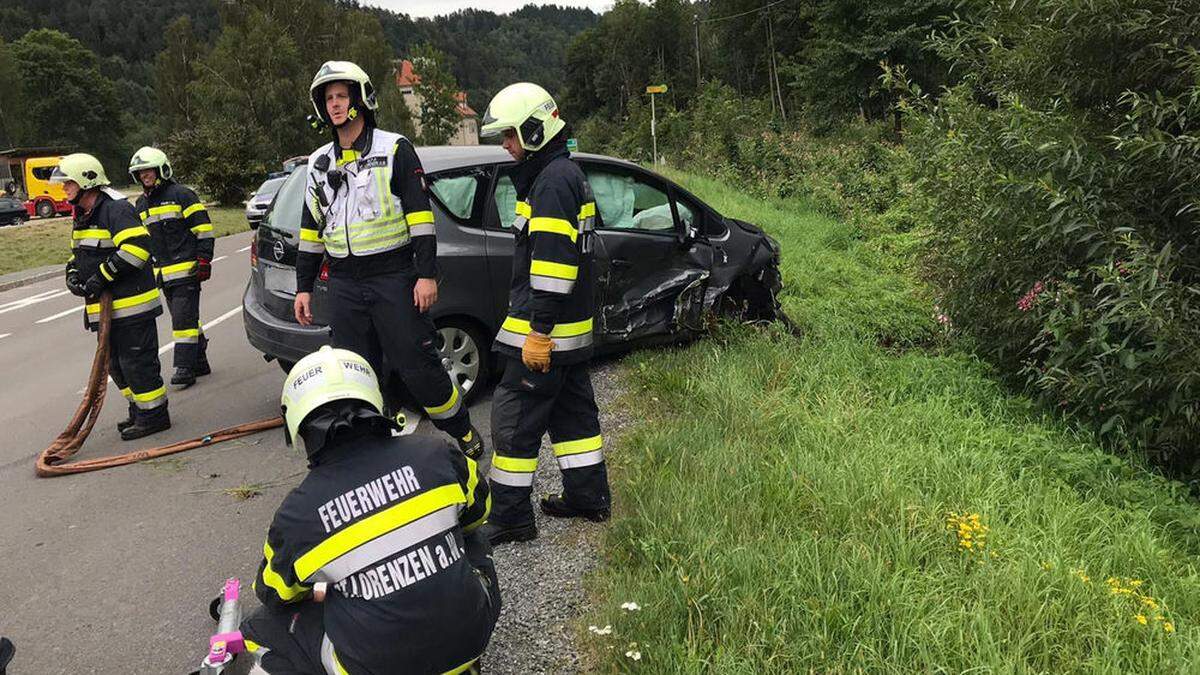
<box><xmin>898</xmin><ymin>1</ymin><xmax>1200</xmax><ymax>469</ymax></box>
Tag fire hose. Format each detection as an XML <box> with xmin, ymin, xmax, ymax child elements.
<box><xmin>35</xmin><ymin>292</ymin><xmax>283</xmax><ymax>477</ymax></box>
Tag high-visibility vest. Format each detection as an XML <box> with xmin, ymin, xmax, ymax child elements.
<box><xmin>306</xmin><ymin>129</ymin><xmax>411</xmax><ymax>258</ymax></box>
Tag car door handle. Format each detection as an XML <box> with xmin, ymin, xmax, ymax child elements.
<box><xmin>610</xmin><ymin>258</ymin><xmax>633</xmax><ymax>269</ymax></box>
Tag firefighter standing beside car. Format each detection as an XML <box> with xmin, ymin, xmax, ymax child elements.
<box><xmin>478</xmin><ymin>83</ymin><xmax>612</xmax><ymax>545</ymax></box>
<box><xmin>130</xmin><ymin>147</ymin><xmax>214</xmax><ymax>387</ymax></box>
<box><xmin>294</xmin><ymin>61</ymin><xmax>483</xmax><ymax>459</ymax></box>
<box><xmin>57</xmin><ymin>153</ymin><xmax>170</xmax><ymax>440</ymax></box>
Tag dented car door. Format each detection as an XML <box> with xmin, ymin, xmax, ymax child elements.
<box><xmin>584</xmin><ymin>163</ymin><xmax>713</xmax><ymax>342</ymax></box>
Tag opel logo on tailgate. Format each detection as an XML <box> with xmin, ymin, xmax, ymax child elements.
<box><xmin>273</xmin><ymin>240</ymin><xmax>285</xmax><ymax>261</ymax></box>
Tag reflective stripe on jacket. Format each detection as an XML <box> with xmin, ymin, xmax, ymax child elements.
<box><xmin>134</xmin><ymin>181</ymin><xmax>213</xmax><ymax>287</ymax></box>
<box><xmin>70</xmin><ymin>188</ymin><xmax>161</xmax><ymax>328</ymax></box>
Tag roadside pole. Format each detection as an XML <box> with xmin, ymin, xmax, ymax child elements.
<box><xmin>646</xmin><ymin>84</ymin><xmax>668</xmax><ymax>165</ymax></box>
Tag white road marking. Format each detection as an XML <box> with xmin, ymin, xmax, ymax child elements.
<box><xmin>0</xmin><ymin>333</ymin><xmax>11</xmax><ymax>340</ymax></box>
<box><xmin>0</xmin><ymin>289</ymin><xmax>71</xmax><ymax>315</ymax></box>
<box><xmin>237</xmin><ymin>245</ymin><xmax>251</xmax><ymax>252</ymax></box>
<box><xmin>37</xmin><ymin>305</ymin><xmax>84</xmax><ymax>324</ymax></box>
<box><xmin>211</xmin><ymin>255</ymin><xmax>228</xmax><ymax>263</ymax></box>
<box><xmin>159</xmin><ymin>306</ymin><xmax>242</xmax><ymax>355</ymax></box>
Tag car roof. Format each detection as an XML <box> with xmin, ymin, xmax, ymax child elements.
<box><xmin>415</xmin><ymin>145</ymin><xmax>640</xmax><ymax>174</ymax></box>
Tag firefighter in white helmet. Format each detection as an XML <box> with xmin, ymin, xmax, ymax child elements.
<box><xmin>241</xmin><ymin>346</ymin><xmax>499</xmax><ymax>674</ymax></box>
<box><xmin>293</xmin><ymin>60</ymin><xmax>483</xmax><ymax>460</ymax></box>
<box><xmin>478</xmin><ymin>83</ymin><xmax>611</xmax><ymax>545</ymax></box>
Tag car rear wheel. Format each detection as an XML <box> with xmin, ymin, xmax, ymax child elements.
<box><xmin>36</xmin><ymin>200</ymin><xmax>54</xmax><ymax>218</ymax></box>
<box><xmin>435</xmin><ymin>318</ymin><xmax>489</xmax><ymax>404</ymax></box>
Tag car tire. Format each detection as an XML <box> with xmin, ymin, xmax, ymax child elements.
<box><xmin>276</xmin><ymin>359</ymin><xmax>296</xmax><ymax>374</ymax></box>
<box><xmin>434</xmin><ymin>317</ymin><xmax>490</xmax><ymax>405</ymax></box>
<box><xmin>36</xmin><ymin>200</ymin><xmax>55</xmax><ymax>218</ymax></box>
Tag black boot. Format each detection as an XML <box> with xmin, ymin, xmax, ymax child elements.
<box><xmin>195</xmin><ymin>336</ymin><xmax>211</xmax><ymax>376</ymax></box>
<box><xmin>480</xmin><ymin>520</ymin><xmax>537</xmax><ymax>546</ymax></box>
<box><xmin>117</xmin><ymin>401</ymin><xmax>137</xmax><ymax>433</ymax></box>
<box><xmin>540</xmin><ymin>494</ymin><xmax>610</xmax><ymax>523</ymax></box>
<box><xmin>171</xmin><ymin>366</ymin><xmax>197</xmax><ymax>387</ymax></box>
<box><xmin>0</xmin><ymin>636</ymin><xmax>14</xmax><ymax>675</ymax></box>
<box><xmin>457</xmin><ymin>425</ymin><xmax>485</xmax><ymax>460</ymax></box>
<box><xmin>121</xmin><ymin>406</ymin><xmax>171</xmax><ymax>441</ymax></box>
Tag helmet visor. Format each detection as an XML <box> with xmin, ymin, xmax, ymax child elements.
<box><xmin>48</xmin><ymin>166</ymin><xmax>71</xmax><ymax>183</ymax></box>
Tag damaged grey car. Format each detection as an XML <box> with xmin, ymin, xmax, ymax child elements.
<box><xmin>243</xmin><ymin>146</ymin><xmax>782</xmax><ymax>402</ymax></box>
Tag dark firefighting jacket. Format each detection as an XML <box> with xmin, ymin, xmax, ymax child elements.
<box><xmin>493</xmin><ymin>134</ymin><xmax>597</xmax><ymax>366</ymax></box>
<box><xmin>67</xmin><ymin>188</ymin><xmax>161</xmax><ymax>328</ymax></box>
<box><xmin>134</xmin><ymin>180</ymin><xmax>214</xmax><ymax>287</ymax></box>
<box><xmin>295</xmin><ymin>125</ymin><xmax>437</xmax><ymax>293</ymax></box>
<box><xmin>253</xmin><ymin>430</ymin><xmax>495</xmax><ymax>674</ymax></box>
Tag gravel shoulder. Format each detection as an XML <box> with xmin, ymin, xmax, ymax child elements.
<box><xmin>483</xmin><ymin>358</ymin><xmax>629</xmax><ymax>674</ymax></box>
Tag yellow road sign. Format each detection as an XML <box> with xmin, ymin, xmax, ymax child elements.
<box><xmin>645</xmin><ymin>85</ymin><xmax>668</xmax><ymax>94</ymax></box>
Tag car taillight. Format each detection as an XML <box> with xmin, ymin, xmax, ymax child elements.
<box><xmin>319</xmin><ymin>259</ymin><xmax>330</xmax><ymax>281</ymax></box>
<box><xmin>250</xmin><ymin>236</ymin><xmax>258</xmax><ymax>267</ymax></box>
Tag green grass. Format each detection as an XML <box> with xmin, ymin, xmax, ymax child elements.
<box><xmin>0</xmin><ymin>205</ymin><xmax>249</xmax><ymax>277</ymax></box>
<box><xmin>584</xmin><ymin>170</ymin><xmax>1200</xmax><ymax>672</ymax></box>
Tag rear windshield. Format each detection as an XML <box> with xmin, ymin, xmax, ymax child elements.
<box><xmin>262</xmin><ymin>169</ymin><xmax>306</xmax><ymax>235</ymax></box>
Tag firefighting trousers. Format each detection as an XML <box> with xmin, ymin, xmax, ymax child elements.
<box><xmin>488</xmin><ymin>356</ymin><xmax>610</xmax><ymax>526</ymax></box>
<box><xmin>326</xmin><ymin>271</ymin><xmax>470</xmax><ymax>439</ymax></box>
<box><xmin>107</xmin><ymin>318</ymin><xmax>167</xmax><ymax>418</ymax></box>
<box><xmin>162</xmin><ymin>282</ymin><xmax>207</xmax><ymax>370</ymax></box>
<box><xmin>241</xmin><ymin>568</ymin><xmax>499</xmax><ymax>675</ymax></box>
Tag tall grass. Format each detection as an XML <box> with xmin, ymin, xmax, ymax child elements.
<box><xmin>583</xmin><ymin>171</ymin><xmax>1200</xmax><ymax>672</ymax></box>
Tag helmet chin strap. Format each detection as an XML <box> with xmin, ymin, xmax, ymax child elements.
<box><xmin>333</xmin><ymin>105</ymin><xmax>360</xmax><ymax>129</ymax></box>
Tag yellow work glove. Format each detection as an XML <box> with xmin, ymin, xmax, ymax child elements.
<box><xmin>522</xmin><ymin>332</ymin><xmax>553</xmax><ymax>373</ymax></box>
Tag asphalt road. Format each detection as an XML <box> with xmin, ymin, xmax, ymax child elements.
<box><xmin>0</xmin><ymin>229</ymin><xmax>497</xmax><ymax>674</ymax></box>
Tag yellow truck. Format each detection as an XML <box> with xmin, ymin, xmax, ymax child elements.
<box><xmin>1</xmin><ymin>149</ymin><xmax>74</xmax><ymax>219</ymax></box>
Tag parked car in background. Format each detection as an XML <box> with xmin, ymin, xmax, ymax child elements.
<box><xmin>242</xmin><ymin>146</ymin><xmax>783</xmax><ymax>403</ymax></box>
<box><xmin>244</xmin><ymin>175</ymin><xmax>288</xmax><ymax>228</ymax></box>
<box><xmin>0</xmin><ymin>196</ymin><xmax>27</xmax><ymax>226</ymax></box>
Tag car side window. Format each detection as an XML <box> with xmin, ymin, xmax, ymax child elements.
<box><xmin>31</xmin><ymin>167</ymin><xmax>54</xmax><ymax>181</ymax></box>
<box><xmin>492</xmin><ymin>172</ymin><xmax>519</xmax><ymax>229</ymax></box>
<box><xmin>427</xmin><ymin>170</ymin><xmax>486</xmax><ymax>222</ymax></box>
<box><xmin>585</xmin><ymin>167</ymin><xmax>676</xmax><ymax>234</ymax></box>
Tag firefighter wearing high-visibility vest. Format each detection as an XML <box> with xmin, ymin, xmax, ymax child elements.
<box><xmin>294</xmin><ymin>61</ymin><xmax>483</xmax><ymax>459</ymax></box>
<box><xmin>56</xmin><ymin>153</ymin><xmax>170</xmax><ymax>440</ymax></box>
<box><xmin>241</xmin><ymin>346</ymin><xmax>499</xmax><ymax>674</ymax></box>
<box><xmin>477</xmin><ymin>83</ymin><xmax>611</xmax><ymax>545</ymax></box>
<box><xmin>129</xmin><ymin>147</ymin><xmax>213</xmax><ymax>387</ymax></box>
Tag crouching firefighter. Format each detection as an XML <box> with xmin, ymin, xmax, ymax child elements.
<box><xmin>130</xmin><ymin>147</ymin><xmax>213</xmax><ymax>388</ymax></box>
<box><xmin>294</xmin><ymin>60</ymin><xmax>483</xmax><ymax>459</ymax></box>
<box><xmin>242</xmin><ymin>346</ymin><xmax>500</xmax><ymax>674</ymax></box>
<box><xmin>56</xmin><ymin>153</ymin><xmax>170</xmax><ymax>441</ymax></box>
<box><xmin>477</xmin><ymin>83</ymin><xmax>611</xmax><ymax>545</ymax></box>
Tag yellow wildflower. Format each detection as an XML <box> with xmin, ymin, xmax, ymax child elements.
<box><xmin>1135</xmin><ymin>614</ymin><xmax>1148</xmax><ymax>626</ymax></box>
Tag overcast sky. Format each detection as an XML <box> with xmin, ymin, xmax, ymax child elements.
<box><xmin>358</xmin><ymin>1</ymin><xmax>613</xmax><ymax>18</ymax></box>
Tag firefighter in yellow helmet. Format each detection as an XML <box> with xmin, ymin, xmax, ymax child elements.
<box><xmin>129</xmin><ymin>146</ymin><xmax>214</xmax><ymax>387</ymax></box>
<box><xmin>240</xmin><ymin>347</ymin><xmax>499</xmax><ymax>674</ymax></box>
<box><xmin>478</xmin><ymin>83</ymin><xmax>611</xmax><ymax>545</ymax></box>
<box><xmin>56</xmin><ymin>153</ymin><xmax>170</xmax><ymax>440</ymax></box>
<box><xmin>293</xmin><ymin>60</ymin><xmax>483</xmax><ymax>460</ymax></box>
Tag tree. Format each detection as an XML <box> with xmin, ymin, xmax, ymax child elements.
<box><xmin>411</xmin><ymin>44</ymin><xmax>462</xmax><ymax>146</ymax></box>
<box><xmin>9</xmin><ymin>30</ymin><xmax>124</xmax><ymax>168</ymax></box>
<box><xmin>0</xmin><ymin>38</ymin><xmax>29</xmax><ymax>148</ymax></box>
<box><xmin>155</xmin><ymin>17</ymin><xmax>208</xmax><ymax>136</ymax></box>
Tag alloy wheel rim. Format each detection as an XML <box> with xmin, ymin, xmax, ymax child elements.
<box><xmin>437</xmin><ymin>326</ymin><xmax>480</xmax><ymax>394</ymax></box>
